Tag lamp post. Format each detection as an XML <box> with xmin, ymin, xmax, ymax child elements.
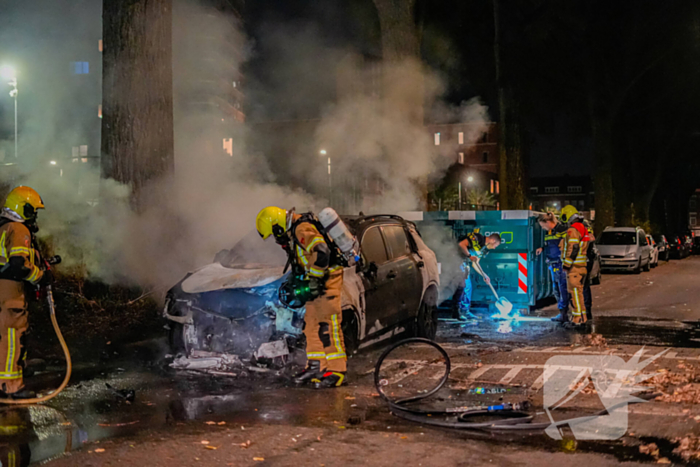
<box><xmin>459</xmin><ymin>175</ymin><xmax>475</xmax><ymax>210</ymax></box>
<box><xmin>0</xmin><ymin>66</ymin><xmax>17</xmax><ymax>160</ymax></box>
<box><xmin>320</xmin><ymin>149</ymin><xmax>331</xmax><ymax>206</ymax></box>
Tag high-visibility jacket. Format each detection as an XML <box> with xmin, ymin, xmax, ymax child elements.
<box><xmin>562</xmin><ymin>221</ymin><xmax>589</xmax><ymax>269</ymax></box>
<box><xmin>0</xmin><ymin>220</ymin><xmax>42</xmax><ymax>284</ymax></box>
<box><xmin>543</xmin><ymin>223</ymin><xmax>568</xmax><ymax>262</ymax></box>
<box><xmin>291</xmin><ymin>215</ymin><xmax>342</xmax><ymax>279</ymax></box>
<box><xmin>459</xmin><ymin>230</ymin><xmax>489</xmax><ymax>260</ymax></box>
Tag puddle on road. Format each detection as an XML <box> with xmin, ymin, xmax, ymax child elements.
<box><xmin>591</xmin><ymin>316</ymin><xmax>700</xmax><ymax>348</ymax></box>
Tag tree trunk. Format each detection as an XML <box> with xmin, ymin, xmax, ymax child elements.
<box><xmin>590</xmin><ymin>116</ymin><xmax>615</xmax><ymax>234</ymax></box>
<box><xmin>102</xmin><ymin>0</ymin><xmax>174</xmax><ymax>204</ymax></box>
<box><xmin>493</xmin><ymin>0</ymin><xmax>527</xmax><ymax>210</ymax></box>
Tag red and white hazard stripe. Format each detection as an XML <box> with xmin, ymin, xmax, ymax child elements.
<box><xmin>518</xmin><ymin>253</ymin><xmax>528</xmax><ymax>294</ymax></box>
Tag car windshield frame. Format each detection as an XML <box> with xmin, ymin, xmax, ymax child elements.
<box><xmin>597</xmin><ymin>231</ymin><xmax>637</xmax><ymax>246</ymax></box>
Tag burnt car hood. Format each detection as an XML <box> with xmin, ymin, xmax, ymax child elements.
<box><xmin>181</xmin><ymin>263</ymin><xmax>286</xmax><ymax>294</ymax></box>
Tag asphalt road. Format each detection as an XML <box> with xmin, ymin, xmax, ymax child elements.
<box><xmin>11</xmin><ymin>255</ymin><xmax>700</xmax><ymax>466</ymax></box>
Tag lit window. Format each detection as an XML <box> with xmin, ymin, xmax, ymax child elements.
<box><xmin>98</xmin><ymin>39</ymin><xmax>103</xmax><ymax>52</ymax></box>
<box><xmin>458</xmin><ymin>152</ymin><xmax>464</xmax><ymax>164</ymax></box>
<box><xmin>233</xmin><ymin>81</ymin><xmax>237</xmax><ymax>88</ymax></box>
<box><xmin>567</xmin><ymin>186</ymin><xmax>582</xmax><ymax>193</ymax></box>
<box><xmin>490</xmin><ymin>179</ymin><xmax>494</xmax><ymax>193</ymax></box>
<box><xmin>434</xmin><ymin>133</ymin><xmax>440</xmax><ymax>146</ymax></box>
<box><xmin>80</xmin><ymin>145</ymin><xmax>88</xmax><ymax>156</ymax></box>
<box><xmin>223</xmin><ymin>138</ymin><xmax>233</xmax><ymax>156</ymax></box>
<box><xmin>71</xmin><ymin>62</ymin><xmax>89</xmax><ymax>74</ymax></box>
<box><xmin>545</xmin><ymin>186</ymin><xmax>559</xmax><ymax>194</ymax></box>
<box><xmin>98</xmin><ymin>104</ymin><xmax>102</xmax><ymax>119</ymax></box>
<box><xmin>71</xmin><ymin>146</ymin><xmax>79</xmax><ymax>158</ymax></box>
<box><xmin>482</xmin><ymin>151</ymin><xmax>488</xmax><ymax>163</ymax></box>
<box><xmin>496</xmin><ymin>181</ymin><xmax>500</xmax><ymax>194</ymax></box>
<box><xmin>530</xmin><ymin>187</ymin><xmax>539</xmax><ymax>193</ymax></box>
<box><xmin>81</xmin><ymin>158</ymin><xmax>88</xmax><ymax>163</ymax></box>
<box><xmin>458</xmin><ymin>132</ymin><xmax>464</xmax><ymax>145</ymax></box>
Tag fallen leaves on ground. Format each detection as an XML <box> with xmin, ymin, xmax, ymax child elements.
<box><xmin>673</xmin><ymin>435</ymin><xmax>700</xmax><ymax>461</ymax></box>
<box><xmin>648</xmin><ymin>365</ymin><xmax>700</xmax><ymax>404</ymax></box>
<box><xmin>639</xmin><ymin>442</ymin><xmax>659</xmax><ymax>458</ymax></box>
<box><xmin>584</xmin><ymin>333</ymin><xmax>607</xmax><ymax>347</ymax></box>
<box><xmin>94</xmin><ymin>448</ymin><xmax>105</xmax><ymax>453</ymax></box>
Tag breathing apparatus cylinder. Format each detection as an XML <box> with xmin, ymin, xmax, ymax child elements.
<box><xmin>318</xmin><ymin>208</ymin><xmax>360</xmax><ymax>265</ymax></box>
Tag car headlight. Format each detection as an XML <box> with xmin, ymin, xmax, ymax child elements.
<box><xmin>625</xmin><ymin>252</ymin><xmax>637</xmax><ymax>258</ymax></box>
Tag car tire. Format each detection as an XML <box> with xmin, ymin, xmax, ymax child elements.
<box><xmin>634</xmin><ymin>259</ymin><xmax>642</xmax><ymax>274</ymax></box>
<box><xmin>342</xmin><ymin>310</ymin><xmax>359</xmax><ymax>356</ymax></box>
<box><xmin>415</xmin><ymin>301</ymin><xmax>438</xmax><ymax>340</ymax></box>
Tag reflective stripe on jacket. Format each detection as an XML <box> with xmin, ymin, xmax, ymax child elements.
<box><xmin>562</xmin><ymin>222</ymin><xmax>589</xmax><ymax>268</ymax></box>
<box><xmin>0</xmin><ymin>221</ymin><xmax>42</xmax><ymax>284</ymax></box>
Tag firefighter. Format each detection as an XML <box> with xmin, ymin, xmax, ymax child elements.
<box><xmin>560</xmin><ymin>205</ymin><xmax>589</xmax><ymax>326</ymax></box>
<box><xmin>0</xmin><ymin>187</ymin><xmax>45</xmax><ymax>398</ymax></box>
<box><xmin>256</xmin><ymin>206</ymin><xmax>347</xmax><ymax>389</ymax></box>
<box><xmin>455</xmin><ymin>229</ymin><xmax>502</xmax><ymax>320</ymax></box>
<box><xmin>536</xmin><ymin>212</ymin><xmax>569</xmax><ymax>323</ymax></box>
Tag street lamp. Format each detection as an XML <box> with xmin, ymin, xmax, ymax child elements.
<box><xmin>0</xmin><ymin>66</ymin><xmax>17</xmax><ymax>160</ymax></box>
<box><xmin>459</xmin><ymin>174</ymin><xmax>474</xmax><ymax>210</ymax></box>
<box><xmin>320</xmin><ymin>149</ymin><xmax>331</xmax><ymax>206</ymax></box>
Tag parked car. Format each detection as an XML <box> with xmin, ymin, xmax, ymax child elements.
<box><xmin>588</xmin><ymin>242</ymin><xmax>602</xmax><ymax>285</ymax></box>
<box><xmin>163</xmin><ymin>215</ymin><xmax>440</xmax><ymax>363</ymax></box>
<box><xmin>694</xmin><ymin>237</ymin><xmax>700</xmax><ymax>255</ymax></box>
<box><xmin>668</xmin><ymin>235</ymin><xmax>691</xmax><ymax>259</ymax></box>
<box><xmin>596</xmin><ymin>227</ymin><xmax>652</xmax><ymax>273</ymax></box>
<box><xmin>646</xmin><ymin>235</ymin><xmax>659</xmax><ymax>268</ymax></box>
<box><xmin>652</xmin><ymin>234</ymin><xmax>670</xmax><ymax>262</ymax></box>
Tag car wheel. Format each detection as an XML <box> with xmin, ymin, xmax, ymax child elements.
<box><xmin>634</xmin><ymin>259</ymin><xmax>642</xmax><ymax>274</ymax></box>
<box><xmin>342</xmin><ymin>310</ymin><xmax>359</xmax><ymax>356</ymax></box>
<box><xmin>415</xmin><ymin>301</ymin><xmax>438</xmax><ymax>340</ymax></box>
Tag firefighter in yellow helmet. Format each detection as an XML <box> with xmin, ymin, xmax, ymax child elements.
<box><xmin>560</xmin><ymin>205</ymin><xmax>589</xmax><ymax>326</ymax></box>
<box><xmin>0</xmin><ymin>187</ymin><xmax>45</xmax><ymax>398</ymax></box>
<box><xmin>256</xmin><ymin>206</ymin><xmax>347</xmax><ymax>389</ymax></box>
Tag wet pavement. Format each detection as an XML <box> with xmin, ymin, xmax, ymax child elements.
<box><xmin>2</xmin><ymin>257</ymin><xmax>700</xmax><ymax>465</ymax></box>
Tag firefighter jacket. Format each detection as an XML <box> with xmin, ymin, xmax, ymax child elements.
<box><xmin>543</xmin><ymin>223</ymin><xmax>568</xmax><ymax>263</ymax></box>
<box><xmin>0</xmin><ymin>221</ymin><xmax>42</xmax><ymax>284</ymax></box>
<box><xmin>291</xmin><ymin>215</ymin><xmax>342</xmax><ymax>279</ymax></box>
<box><xmin>562</xmin><ymin>221</ymin><xmax>590</xmax><ymax>269</ymax></box>
<box><xmin>459</xmin><ymin>231</ymin><xmax>489</xmax><ymax>260</ymax></box>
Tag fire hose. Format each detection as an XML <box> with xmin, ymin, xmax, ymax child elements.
<box><xmin>0</xmin><ymin>255</ymin><xmax>72</xmax><ymax>405</ymax></box>
<box><xmin>374</xmin><ymin>338</ymin><xmax>659</xmax><ymax>431</ymax></box>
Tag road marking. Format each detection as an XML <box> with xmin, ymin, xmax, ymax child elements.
<box><xmin>499</xmin><ymin>366</ymin><xmax>523</xmax><ymax>384</ymax></box>
<box><xmin>512</xmin><ymin>347</ymin><xmax>700</xmax><ymax>361</ymax></box>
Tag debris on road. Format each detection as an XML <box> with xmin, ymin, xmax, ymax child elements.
<box><xmin>105</xmin><ymin>383</ymin><xmax>136</xmax><ymax>403</ymax></box>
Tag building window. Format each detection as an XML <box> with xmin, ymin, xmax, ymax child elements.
<box><xmin>564</xmin><ymin>200</ymin><xmax>570</xmax><ymax>207</ymax></box>
<box><xmin>223</xmin><ymin>138</ymin><xmax>233</xmax><ymax>156</ymax></box>
<box><xmin>545</xmin><ymin>186</ymin><xmax>559</xmax><ymax>194</ymax></box>
<box><xmin>98</xmin><ymin>104</ymin><xmax>102</xmax><ymax>119</ymax></box>
<box><xmin>496</xmin><ymin>181</ymin><xmax>500</xmax><ymax>194</ymax></box>
<box><xmin>482</xmin><ymin>152</ymin><xmax>488</xmax><ymax>163</ymax></box>
<box><xmin>434</xmin><ymin>133</ymin><xmax>440</xmax><ymax>146</ymax></box>
<box><xmin>71</xmin><ymin>61</ymin><xmax>89</xmax><ymax>74</ymax></box>
<box><xmin>690</xmin><ymin>199</ymin><xmax>697</xmax><ymax>210</ymax></box>
<box><xmin>458</xmin><ymin>152</ymin><xmax>464</xmax><ymax>164</ymax></box>
<box><xmin>530</xmin><ymin>187</ymin><xmax>539</xmax><ymax>193</ymax></box>
<box><xmin>691</xmin><ymin>215</ymin><xmax>697</xmax><ymax>226</ymax></box>
<box><xmin>98</xmin><ymin>39</ymin><xmax>103</xmax><ymax>52</ymax></box>
<box><xmin>490</xmin><ymin>179</ymin><xmax>494</xmax><ymax>193</ymax></box>
<box><xmin>567</xmin><ymin>186</ymin><xmax>582</xmax><ymax>193</ymax></box>
<box><xmin>481</xmin><ymin>132</ymin><xmax>488</xmax><ymax>143</ymax></box>
<box><xmin>579</xmin><ymin>200</ymin><xmax>585</xmax><ymax>209</ymax></box>
<box><xmin>80</xmin><ymin>145</ymin><xmax>88</xmax><ymax>156</ymax></box>
<box><xmin>458</xmin><ymin>132</ymin><xmax>464</xmax><ymax>145</ymax></box>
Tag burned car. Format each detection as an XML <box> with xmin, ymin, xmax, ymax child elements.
<box><xmin>164</xmin><ymin>214</ymin><xmax>440</xmax><ymax>370</ymax></box>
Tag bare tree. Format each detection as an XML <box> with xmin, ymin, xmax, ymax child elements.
<box><xmin>101</xmin><ymin>0</ymin><xmax>174</xmax><ymax>204</ymax></box>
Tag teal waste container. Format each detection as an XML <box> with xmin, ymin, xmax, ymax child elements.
<box><xmin>400</xmin><ymin>210</ymin><xmax>553</xmax><ymax>314</ymax></box>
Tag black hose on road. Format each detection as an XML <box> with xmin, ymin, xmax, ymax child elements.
<box><xmin>374</xmin><ymin>338</ymin><xmax>660</xmax><ymax>432</ymax></box>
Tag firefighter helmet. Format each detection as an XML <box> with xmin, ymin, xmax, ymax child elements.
<box><xmin>560</xmin><ymin>205</ymin><xmax>580</xmax><ymax>224</ymax></box>
<box><xmin>4</xmin><ymin>186</ymin><xmax>44</xmax><ymax>221</ymax></box>
<box><xmin>256</xmin><ymin>206</ymin><xmax>288</xmax><ymax>239</ymax></box>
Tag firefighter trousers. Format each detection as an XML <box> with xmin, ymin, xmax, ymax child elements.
<box><xmin>0</xmin><ymin>280</ymin><xmax>28</xmax><ymax>394</ymax></box>
<box><xmin>304</xmin><ymin>272</ymin><xmax>346</xmax><ymax>373</ymax></box>
<box><xmin>566</xmin><ymin>267</ymin><xmax>588</xmax><ymax>325</ymax></box>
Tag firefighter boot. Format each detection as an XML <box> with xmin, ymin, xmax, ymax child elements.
<box><xmin>313</xmin><ymin>371</ymin><xmax>347</xmax><ymax>389</ymax></box>
<box><xmin>551</xmin><ymin>312</ymin><xmax>568</xmax><ymax>323</ymax></box>
<box><xmin>293</xmin><ymin>360</ymin><xmax>323</xmax><ymax>385</ymax></box>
